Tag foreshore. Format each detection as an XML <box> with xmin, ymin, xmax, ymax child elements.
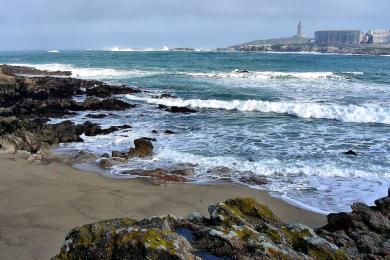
<box><xmin>1</xmin><ymin>64</ymin><xmax>388</xmax><ymax>259</ymax></box>
<box><xmin>0</xmin><ymin>153</ymin><xmax>326</xmax><ymax>260</ymax></box>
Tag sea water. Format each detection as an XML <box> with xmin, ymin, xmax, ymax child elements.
<box><xmin>1</xmin><ymin>50</ymin><xmax>390</xmax><ymax>213</ymax></box>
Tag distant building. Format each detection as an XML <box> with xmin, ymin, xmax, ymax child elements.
<box><xmin>297</xmin><ymin>22</ymin><xmax>304</xmax><ymax>37</ymax></box>
<box><xmin>315</xmin><ymin>30</ymin><xmax>362</xmax><ymax>45</ymax></box>
<box><xmin>368</xmin><ymin>29</ymin><xmax>390</xmax><ymax>44</ymax></box>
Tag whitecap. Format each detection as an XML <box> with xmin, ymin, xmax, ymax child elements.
<box><xmin>7</xmin><ymin>63</ymin><xmax>161</xmax><ymax>79</ymax></box>
<box><xmin>125</xmin><ymin>95</ymin><xmax>390</xmax><ymax>124</ymax></box>
<box><xmin>180</xmin><ymin>70</ymin><xmax>344</xmax><ymax>80</ymax></box>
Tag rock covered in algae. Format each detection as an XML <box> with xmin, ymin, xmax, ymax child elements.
<box><xmin>54</xmin><ymin>196</ymin><xmax>388</xmax><ymax>259</ymax></box>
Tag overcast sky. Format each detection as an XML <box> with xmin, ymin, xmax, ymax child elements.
<box><xmin>1</xmin><ymin>0</ymin><xmax>389</xmax><ymax>50</ymax></box>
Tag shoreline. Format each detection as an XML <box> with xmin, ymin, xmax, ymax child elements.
<box><xmin>0</xmin><ymin>153</ymin><xmax>326</xmax><ymax>260</ymax></box>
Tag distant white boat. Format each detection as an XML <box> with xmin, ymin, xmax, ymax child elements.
<box><xmin>48</xmin><ymin>50</ymin><xmax>60</xmax><ymax>53</ymax></box>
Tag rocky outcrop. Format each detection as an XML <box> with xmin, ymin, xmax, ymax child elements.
<box><xmin>54</xmin><ymin>194</ymin><xmax>390</xmax><ymax>259</ymax></box>
<box><xmin>0</xmin><ymin>117</ymin><xmax>131</xmax><ymax>154</ymax></box>
<box><xmin>0</xmin><ymin>66</ymin><xmax>137</xmax><ymax>118</ymax></box>
<box><xmin>166</xmin><ymin>106</ymin><xmax>197</xmax><ymax>114</ymax></box>
<box><xmin>82</xmin><ymin>97</ymin><xmax>135</xmax><ymax>111</ymax></box>
<box><xmin>86</xmin><ymin>84</ymin><xmax>141</xmax><ymax>98</ymax></box>
<box><xmin>231</xmin><ymin>43</ymin><xmax>390</xmax><ymax>55</ymax></box>
<box><xmin>0</xmin><ymin>64</ymin><xmax>72</xmax><ymax>76</ymax></box>
<box><xmin>317</xmin><ymin>188</ymin><xmax>390</xmax><ymax>258</ymax></box>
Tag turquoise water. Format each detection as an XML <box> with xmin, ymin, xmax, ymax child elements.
<box><xmin>1</xmin><ymin>50</ymin><xmax>390</xmax><ymax>213</ymax></box>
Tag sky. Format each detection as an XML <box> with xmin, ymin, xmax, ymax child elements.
<box><xmin>0</xmin><ymin>0</ymin><xmax>389</xmax><ymax>50</ymax></box>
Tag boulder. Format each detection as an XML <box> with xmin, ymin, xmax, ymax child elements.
<box><xmin>86</xmin><ymin>84</ymin><xmax>141</xmax><ymax>98</ymax></box>
<box><xmin>83</xmin><ymin>98</ymin><xmax>136</xmax><ymax>111</ymax></box>
<box><xmin>127</xmin><ymin>138</ymin><xmax>154</xmax><ymax>157</ymax></box>
<box><xmin>317</xmin><ymin>188</ymin><xmax>390</xmax><ymax>258</ymax></box>
<box><xmin>112</xmin><ymin>151</ymin><xmax>128</xmax><ymax>158</ymax></box>
<box><xmin>54</xmin><ymin>198</ymin><xmax>350</xmax><ymax>259</ymax></box>
<box><xmin>166</xmin><ymin>106</ymin><xmax>197</xmax><ymax>113</ymax></box>
<box><xmin>99</xmin><ymin>159</ymin><xmax>113</xmax><ymax>169</ymax></box>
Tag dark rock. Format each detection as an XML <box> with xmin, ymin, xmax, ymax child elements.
<box><xmin>141</xmin><ymin>137</ymin><xmax>157</xmax><ymax>142</ymax></box>
<box><xmin>0</xmin><ymin>117</ymin><xmax>131</xmax><ymax>154</ymax></box>
<box><xmin>101</xmin><ymin>153</ymin><xmax>110</xmax><ymax>158</ymax></box>
<box><xmin>158</xmin><ymin>104</ymin><xmax>168</xmax><ymax>110</ymax></box>
<box><xmin>344</xmin><ymin>150</ymin><xmax>358</xmax><ymax>156</ymax></box>
<box><xmin>85</xmin><ymin>113</ymin><xmax>108</xmax><ymax>119</ymax></box>
<box><xmin>0</xmin><ymin>64</ymin><xmax>72</xmax><ymax>76</ymax></box>
<box><xmin>86</xmin><ymin>84</ymin><xmax>141</xmax><ymax>98</ymax></box>
<box><xmin>112</xmin><ymin>151</ymin><xmax>128</xmax><ymax>158</ymax></box>
<box><xmin>318</xmin><ymin>189</ymin><xmax>390</xmax><ymax>259</ymax></box>
<box><xmin>159</xmin><ymin>93</ymin><xmax>175</xmax><ymax>99</ymax></box>
<box><xmin>239</xmin><ymin>175</ymin><xmax>268</xmax><ymax>186</ymax></box>
<box><xmin>235</xmin><ymin>69</ymin><xmax>250</xmax><ymax>74</ymax></box>
<box><xmin>151</xmin><ymin>130</ymin><xmax>158</xmax><ymax>134</ymax></box>
<box><xmin>166</xmin><ymin>106</ymin><xmax>197</xmax><ymax>113</ymax></box>
<box><xmin>164</xmin><ymin>130</ymin><xmax>175</xmax><ymax>134</ymax></box>
<box><xmin>127</xmin><ymin>138</ymin><xmax>154</xmax><ymax>157</ymax></box>
<box><xmin>83</xmin><ymin>98</ymin><xmax>136</xmax><ymax>111</ymax></box>
<box><xmin>99</xmin><ymin>159</ymin><xmax>113</xmax><ymax>169</ymax></box>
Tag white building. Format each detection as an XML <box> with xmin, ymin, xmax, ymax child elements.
<box><xmin>368</xmin><ymin>29</ymin><xmax>390</xmax><ymax>44</ymax></box>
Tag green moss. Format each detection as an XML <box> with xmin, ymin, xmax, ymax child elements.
<box><xmin>223</xmin><ymin>198</ymin><xmax>280</xmax><ymax>223</ymax></box>
<box><xmin>265</xmin><ymin>246</ymin><xmax>289</xmax><ymax>259</ymax></box>
<box><xmin>307</xmin><ymin>248</ymin><xmax>348</xmax><ymax>260</ymax></box>
<box><xmin>265</xmin><ymin>228</ymin><xmax>282</xmax><ymax>244</ymax></box>
<box><xmin>281</xmin><ymin>226</ymin><xmax>311</xmax><ymax>251</ymax></box>
<box><xmin>144</xmin><ymin>229</ymin><xmax>176</xmax><ymax>255</ymax></box>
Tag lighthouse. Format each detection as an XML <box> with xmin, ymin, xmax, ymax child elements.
<box><xmin>297</xmin><ymin>22</ymin><xmax>304</xmax><ymax>37</ymax></box>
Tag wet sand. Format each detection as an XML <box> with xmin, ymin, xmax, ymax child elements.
<box><xmin>0</xmin><ymin>153</ymin><xmax>326</xmax><ymax>260</ymax></box>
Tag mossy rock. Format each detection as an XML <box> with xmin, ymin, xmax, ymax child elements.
<box><xmin>209</xmin><ymin>198</ymin><xmax>280</xmax><ymax>227</ymax></box>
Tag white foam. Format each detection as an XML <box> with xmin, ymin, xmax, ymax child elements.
<box><xmin>8</xmin><ymin>63</ymin><xmax>161</xmax><ymax>79</ymax></box>
<box><xmin>181</xmin><ymin>70</ymin><xmax>344</xmax><ymax>80</ymax></box>
<box><xmin>48</xmin><ymin>50</ymin><xmax>60</xmax><ymax>53</ymax></box>
<box><xmin>125</xmin><ymin>95</ymin><xmax>390</xmax><ymax>124</ymax></box>
<box><xmin>107</xmin><ymin>46</ymin><xmax>169</xmax><ymax>52</ymax></box>
<box><xmin>154</xmin><ymin>149</ymin><xmax>390</xmax><ymax>179</ymax></box>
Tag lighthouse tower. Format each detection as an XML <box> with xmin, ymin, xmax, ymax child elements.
<box><xmin>297</xmin><ymin>22</ymin><xmax>304</xmax><ymax>37</ymax></box>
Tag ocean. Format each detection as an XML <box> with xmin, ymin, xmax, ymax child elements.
<box><xmin>1</xmin><ymin>50</ymin><xmax>390</xmax><ymax>213</ymax></box>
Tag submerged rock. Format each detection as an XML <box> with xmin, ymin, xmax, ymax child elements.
<box><xmin>121</xmin><ymin>164</ymin><xmax>194</xmax><ymax>183</ymax></box>
<box><xmin>99</xmin><ymin>158</ymin><xmax>113</xmax><ymax>169</ymax></box>
<box><xmin>344</xmin><ymin>150</ymin><xmax>358</xmax><ymax>156</ymax></box>
<box><xmin>86</xmin><ymin>113</ymin><xmax>108</xmax><ymax>119</ymax></box>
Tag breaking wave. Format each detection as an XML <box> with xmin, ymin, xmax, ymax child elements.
<box><xmin>8</xmin><ymin>63</ymin><xmax>161</xmax><ymax>79</ymax></box>
<box><xmin>180</xmin><ymin>70</ymin><xmax>363</xmax><ymax>80</ymax></box>
<box><xmin>125</xmin><ymin>95</ymin><xmax>390</xmax><ymax>124</ymax></box>
<box><xmin>107</xmin><ymin>46</ymin><xmax>170</xmax><ymax>52</ymax></box>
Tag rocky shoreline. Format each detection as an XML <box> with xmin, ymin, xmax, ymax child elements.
<box><xmin>224</xmin><ymin>43</ymin><xmax>390</xmax><ymax>55</ymax></box>
<box><xmin>0</xmin><ymin>64</ymin><xmax>185</xmax><ymax>171</ymax></box>
<box><xmin>1</xmin><ymin>64</ymin><xmax>389</xmax><ymax>259</ymax></box>
<box><xmin>54</xmin><ymin>191</ymin><xmax>390</xmax><ymax>259</ymax></box>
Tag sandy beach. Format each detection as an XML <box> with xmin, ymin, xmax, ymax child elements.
<box><xmin>0</xmin><ymin>153</ymin><xmax>326</xmax><ymax>260</ymax></box>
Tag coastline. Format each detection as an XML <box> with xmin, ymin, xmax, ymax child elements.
<box><xmin>0</xmin><ymin>153</ymin><xmax>326</xmax><ymax>260</ymax></box>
